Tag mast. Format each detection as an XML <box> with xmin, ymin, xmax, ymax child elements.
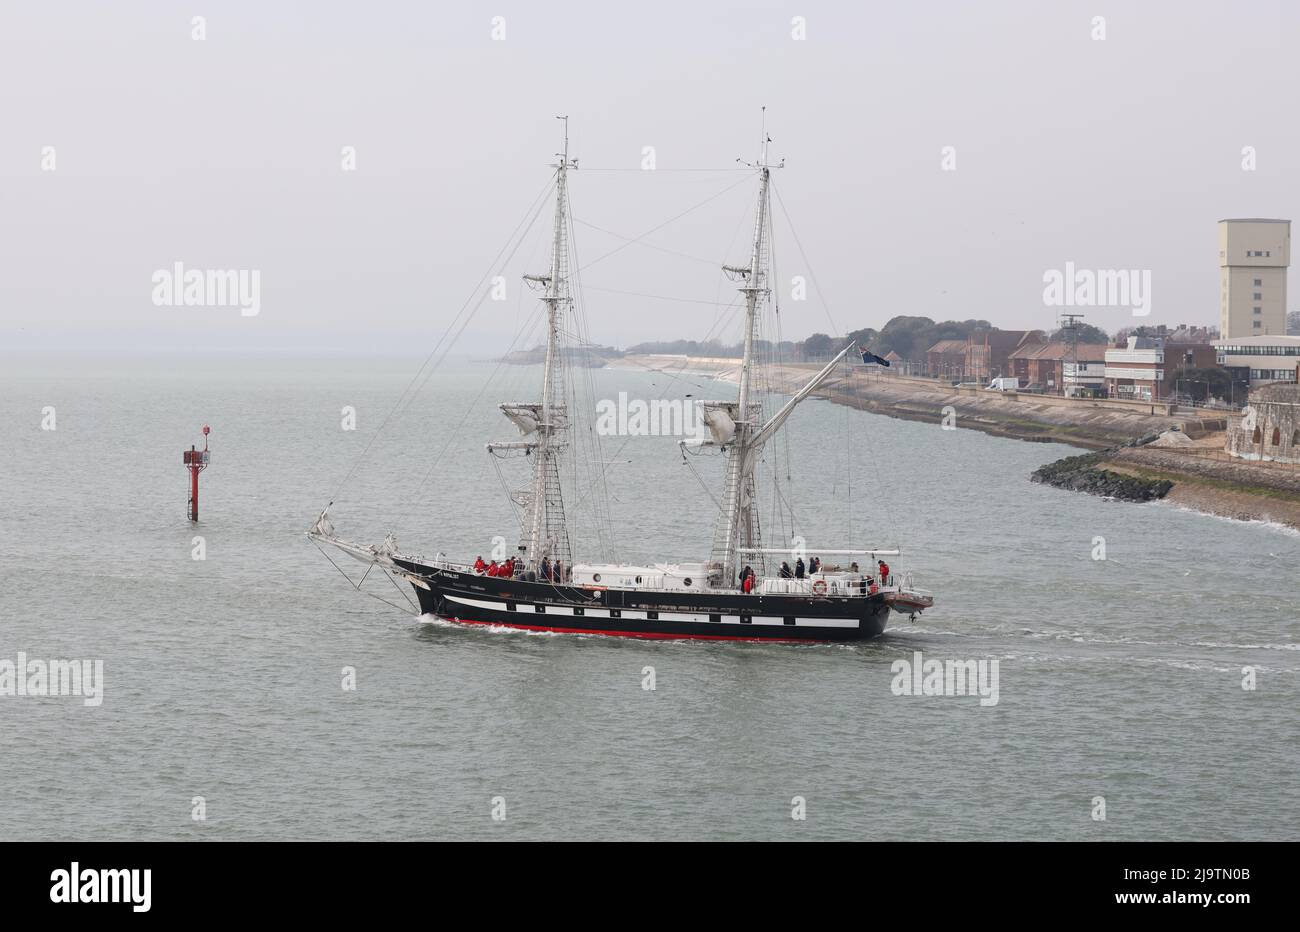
<box><xmin>494</xmin><ymin>117</ymin><xmax>576</xmax><ymax>572</ymax></box>
<box><xmin>710</xmin><ymin>113</ymin><xmax>778</xmax><ymax>585</ymax></box>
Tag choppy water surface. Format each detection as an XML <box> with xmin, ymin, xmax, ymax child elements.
<box><xmin>1</xmin><ymin>356</ymin><xmax>1296</xmax><ymax>840</ymax></box>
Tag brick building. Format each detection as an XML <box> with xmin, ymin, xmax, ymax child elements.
<box><xmin>1009</xmin><ymin>340</ymin><xmax>1110</xmax><ymax>394</ymax></box>
<box><xmin>925</xmin><ymin>339</ymin><xmax>968</xmax><ymax>379</ymax></box>
<box><xmin>1104</xmin><ymin>336</ymin><xmax>1217</xmax><ymax>401</ymax></box>
<box><xmin>965</xmin><ymin>329</ymin><xmax>1030</xmax><ymax>383</ymax></box>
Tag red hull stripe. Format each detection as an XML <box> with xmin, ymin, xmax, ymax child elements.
<box><xmin>439</xmin><ymin>616</ymin><xmax>832</xmax><ymax>643</ymax></box>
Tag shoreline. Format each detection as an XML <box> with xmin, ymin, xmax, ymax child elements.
<box><xmin>1097</xmin><ymin>447</ymin><xmax>1300</xmax><ymax>531</ymax></box>
<box><xmin>614</xmin><ymin>354</ymin><xmax>1212</xmax><ymax>450</ymax></box>
<box><xmin>614</xmin><ymin>354</ymin><xmax>1300</xmax><ymax>532</ymax></box>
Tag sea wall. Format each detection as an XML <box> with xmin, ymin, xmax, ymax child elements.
<box><xmin>621</xmin><ymin>355</ymin><xmax>1207</xmax><ymax>450</ymax></box>
<box><xmin>616</xmin><ymin>354</ymin><xmax>1300</xmax><ymax>530</ymax></box>
<box><xmin>1030</xmin><ymin>449</ymin><xmax>1173</xmax><ymax>502</ymax></box>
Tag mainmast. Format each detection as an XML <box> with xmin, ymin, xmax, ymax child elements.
<box><xmin>709</xmin><ymin>113</ymin><xmax>779</xmax><ymax>585</ymax></box>
<box><xmin>492</xmin><ymin>117</ymin><xmax>576</xmax><ymax>572</ymax></box>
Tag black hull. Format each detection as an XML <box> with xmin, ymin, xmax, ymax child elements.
<box><xmin>394</xmin><ymin>559</ymin><xmax>892</xmax><ymax>642</ymax></box>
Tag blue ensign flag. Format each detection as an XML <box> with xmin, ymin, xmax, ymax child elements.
<box><xmin>861</xmin><ymin>350</ymin><xmax>891</xmax><ymax>367</ymax></box>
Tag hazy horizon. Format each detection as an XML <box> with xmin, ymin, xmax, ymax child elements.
<box><xmin>3</xmin><ymin>0</ymin><xmax>1297</xmax><ymax>356</ymax></box>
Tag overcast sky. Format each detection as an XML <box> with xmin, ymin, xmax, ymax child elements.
<box><xmin>2</xmin><ymin>0</ymin><xmax>1296</xmax><ymax>355</ymax></box>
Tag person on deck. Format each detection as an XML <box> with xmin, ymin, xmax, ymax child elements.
<box><xmin>878</xmin><ymin>559</ymin><xmax>890</xmax><ymax>586</ymax></box>
<box><xmin>473</xmin><ymin>556</ymin><xmax>486</xmax><ymax>574</ymax></box>
<box><xmin>485</xmin><ymin>560</ymin><xmax>498</xmax><ymax>577</ymax></box>
<box><xmin>742</xmin><ymin>568</ymin><xmax>755</xmax><ymax>594</ymax></box>
<box><xmin>779</xmin><ymin>562</ymin><xmax>793</xmax><ymax>579</ymax></box>
<box><xmin>540</xmin><ymin>557</ymin><xmax>552</xmax><ymax>581</ymax></box>
<box><xmin>554</xmin><ymin>559</ymin><xmax>564</xmax><ymax>583</ymax></box>
<box><xmin>794</xmin><ymin>557</ymin><xmax>805</xmax><ymax>579</ymax></box>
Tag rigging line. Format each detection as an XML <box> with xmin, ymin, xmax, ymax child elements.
<box><xmin>565</xmin><ymin>196</ymin><xmax>619</xmax><ymax>560</ymax></box>
<box><xmin>681</xmin><ymin>452</ymin><xmax>723</xmax><ymax>510</ymax></box>
<box><xmin>570</xmin><ymin>299</ymin><xmax>745</xmax><ymax>493</ymax></box>
<box><xmin>566</xmin><ymin>347</ymin><xmax>725</xmax><ymax>395</ymax></box>
<box><xmin>385</xmin><ymin>566</ymin><xmax>419</xmax><ymax>613</ymax></box>
<box><xmin>844</xmin><ymin>354</ymin><xmax>853</xmax><ymax>547</ymax></box>
<box><xmin>401</xmin><ymin>300</ymin><xmax>545</xmax><ymax>513</ymax></box>
<box><xmin>398</xmin><ymin>184</ymin><xmax>558</xmax><ymax>420</ymax></box>
<box><xmin>572</xmin><ymin>218</ymin><xmax>724</xmax><ymax>267</ymax></box>
<box><xmin>514</xmin><ymin>200</ymin><xmax>551</xmax><ymax>331</ymax></box>
<box><xmin>713</xmin><ymin>185</ymin><xmax>757</xmax><ymax>333</ymax></box>
<box><xmin>400</xmin><ymin>301</ymin><xmax>548</xmax><ymax>526</ymax></box>
<box><xmin>770</xmin><ymin>180</ymin><xmax>842</xmax><ymax>338</ymax></box>
<box><xmin>575</xmin><ymin>174</ymin><xmax>752</xmax><ymax>274</ymax></box>
<box><xmin>568</xmin><ymin>181</ymin><xmax>761</xmax><ymax>538</ymax></box>
<box><xmin>312</xmin><ymin>542</ymin><xmax>415</xmax><ymax>616</ymax></box>
<box><xmin>765</xmin><ymin>186</ymin><xmax>798</xmax><ymax>536</ymax></box>
<box><xmin>490</xmin><ymin>453</ymin><xmax>524</xmax><ymax>526</ymax></box>
<box><xmin>566</xmin><ymin>282</ymin><xmax>745</xmax><ymax>504</ymax></box>
<box><xmin>768</xmin><ymin>460</ymin><xmax>799</xmax><ymax>543</ymax></box>
<box><xmin>843</xmin><ymin>365</ymin><xmax>900</xmax><ymax>550</ymax></box>
<box><xmin>582</xmin><ymin>285</ymin><xmax>744</xmax><ymax>307</ymax></box>
<box><xmin>585</xmin><ymin>290</ymin><xmax>742</xmax><ymax>361</ymax></box>
<box><xmin>325</xmin><ymin>175</ymin><xmax>557</xmax><ymax>505</ymax></box>
<box><xmin>574</xmin><ymin>167</ymin><xmax>752</xmax><ymax>173</ymax></box>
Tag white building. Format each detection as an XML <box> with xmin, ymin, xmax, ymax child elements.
<box><xmin>1218</xmin><ymin>218</ymin><xmax>1290</xmax><ymax>338</ymax></box>
<box><xmin>1062</xmin><ymin>360</ymin><xmax>1106</xmax><ymax>397</ymax></box>
<box><xmin>1104</xmin><ymin>337</ymin><xmax>1164</xmax><ymax>401</ymax></box>
<box><xmin>1214</xmin><ymin>335</ymin><xmax>1300</xmax><ymax>386</ymax></box>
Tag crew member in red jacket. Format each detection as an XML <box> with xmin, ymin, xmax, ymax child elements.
<box><xmin>877</xmin><ymin>560</ymin><xmax>890</xmax><ymax>586</ymax></box>
<box><xmin>473</xmin><ymin>556</ymin><xmax>486</xmax><ymax>574</ymax></box>
<box><xmin>486</xmin><ymin>560</ymin><xmax>499</xmax><ymax>577</ymax></box>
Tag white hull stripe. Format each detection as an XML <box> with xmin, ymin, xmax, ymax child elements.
<box><xmin>443</xmin><ymin>594</ymin><xmax>860</xmax><ymax>629</ymax></box>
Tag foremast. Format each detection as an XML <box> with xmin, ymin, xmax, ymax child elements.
<box><xmin>490</xmin><ymin>117</ymin><xmax>577</xmax><ymax>572</ymax></box>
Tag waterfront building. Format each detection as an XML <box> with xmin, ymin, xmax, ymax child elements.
<box><xmin>966</xmin><ymin>329</ymin><xmax>1030</xmax><ymax>383</ymax></box>
<box><xmin>1062</xmin><ymin>360</ymin><xmax>1107</xmax><ymax>397</ymax></box>
<box><xmin>1009</xmin><ymin>340</ymin><xmax>1110</xmax><ymax>394</ymax></box>
<box><xmin>925</xmin><ymin>339</ymin><xmax>968</xmax><ymax>380</ymax></box>
<box><xmin>1225</xmin><ymin>383</ymin><xmax>1300</xmax><ymax>464</ymax></box>
<box><xmin>1219</xmin><ymin>218</ymin><xmax>1290</xmax><ymax>338</ymax></box>
<box><xmin>1104</xmin><ymin>336</ymin><xmax>1217</xmax><ymax>401</ymax></box>
<box><xmin>1213</xmin><ymin>335</ymin><xmax>1300</xmax><ymax>387</ymax></box>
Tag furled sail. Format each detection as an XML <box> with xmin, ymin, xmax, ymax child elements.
<box><xmin>700</xmin><ymin>401</ymin><xmax>738</xmax><ymax>445</ymax></box>
<box><xmin>499</xmin><ymin>402</ymin><xmax>543</xmax><ymax>436</ymax></box>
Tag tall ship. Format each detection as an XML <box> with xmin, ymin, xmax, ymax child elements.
<box><xmin>310</xmin><ymin>117</ymin><xmax>934</xmax><ymax>642</ymax></box>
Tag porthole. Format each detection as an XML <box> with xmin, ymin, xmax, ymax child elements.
<box><xmin>683</xmin><ymin>577</ymin><xmax>692</xmax><ymax>587</ymax></box>
<box><xmin>593</xmin><ymin>573</ymin><xmax>601</xmax><ymax>583</ymax></box>
<box><xmin>635</xmin><ymin>575</ymin><xmax>642</xmax><ymax>584</ymax></box>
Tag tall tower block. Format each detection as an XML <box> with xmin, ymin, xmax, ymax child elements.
<box><xmin>1219</xmin><ymin>219</ymin><xmax>1290</xmax><ymax>338</ymax></box>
